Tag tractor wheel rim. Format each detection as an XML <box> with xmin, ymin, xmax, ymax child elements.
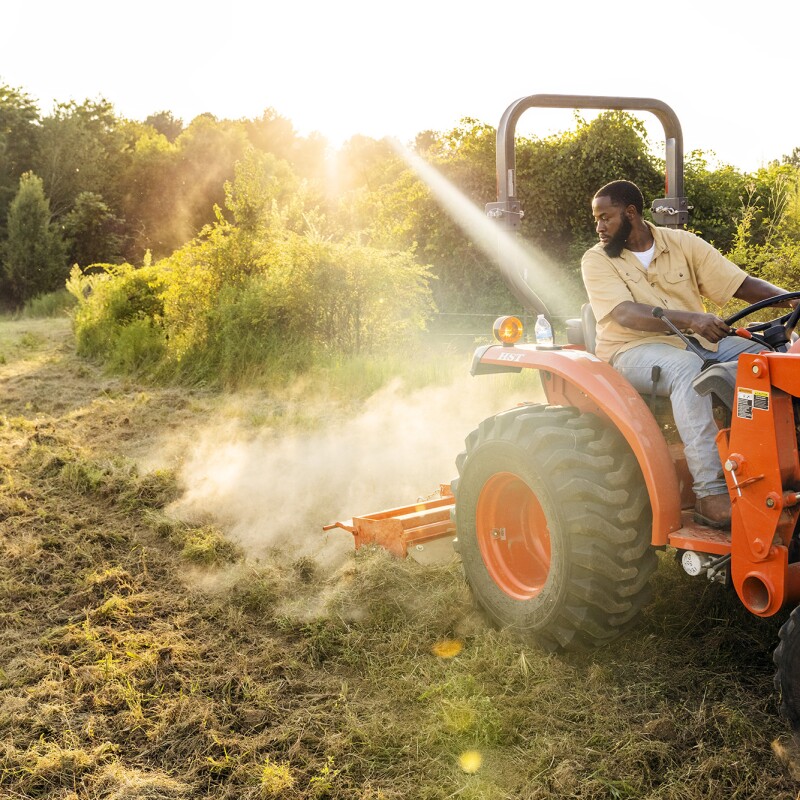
<box><xmin>476</xmin><ymin>471</ymin><xmax>551</xmax><ymax>600</ymax></box>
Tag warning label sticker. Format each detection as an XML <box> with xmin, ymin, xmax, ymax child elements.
<box><xmin>737</xmin><ymin>390</ymin><xmax>753</xmax><ymax>419</ymax></box>
<box><xmin>736</xmin><ymin>388</ymin><xmax>770</xmax><ymax>420</ymax></box>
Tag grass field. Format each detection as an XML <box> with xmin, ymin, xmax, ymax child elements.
<box><xmin>1</xmin><ymin>317</ymin><xmax>799</xmax><ymax>799</ymax></box>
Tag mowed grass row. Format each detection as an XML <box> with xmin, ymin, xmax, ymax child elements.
<box><xmin>0</xmin><ymin>317</ymin><xmax>798</xmax><ymax>799</ymax></box>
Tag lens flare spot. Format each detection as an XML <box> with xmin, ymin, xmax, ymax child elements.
<box><xmin>458</xmin><ymin>750</ymin><xmax>482</xmax><ymax>773</ymax></box>
<box><xmin>432</xmin><ymin>638</ymin><xmax>463</xmax><ymax>659</ymax></box>
<box><xmin>392</xmin><ymin>139</ymin><xmax>559</xmax><ymax>318</ymax></box>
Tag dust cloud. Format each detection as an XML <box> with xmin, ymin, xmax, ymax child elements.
<box><xmin>167</xmin><ymin>373</ymin><xmax>543</xmax><ymax>564</ymax></box>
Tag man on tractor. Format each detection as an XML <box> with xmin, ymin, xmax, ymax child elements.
<box><xmin>581</xmin><ymin>179</ymin><xmax>795</xmax><ymax>529</ymax></box>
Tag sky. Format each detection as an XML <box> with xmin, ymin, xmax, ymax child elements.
<box><xmin>2</xmin><ymin>1</ymin><xmax>797</xmax><ymax>173</ymax></box>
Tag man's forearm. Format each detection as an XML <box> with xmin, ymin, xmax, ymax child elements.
<box><xmin>609</xmin><ymin>301</ymin><xmax>733</xmax><ymax>342</ymax></box>
<box><xmin>734</xmin><ymin>275</ymin><xmax>790</xmax><ymax>304</ymax></box>
<box><xmin>610</xmin><ymin>301</ymin><xmax>703</xmax><ymax>332</ymax></box>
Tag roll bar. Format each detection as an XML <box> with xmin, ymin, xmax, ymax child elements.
<box><xmin>487</xmin><ymin>95</ymin><xmax>687</xmax><ymax>316</ymax></box>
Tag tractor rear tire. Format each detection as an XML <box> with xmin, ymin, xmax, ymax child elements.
<box><xmin>453</xmin><ymin>404</ymin><xmax>656</xmax><ymax>651</ymax></box>
<box><xmin>774</xmin><ymin>604</ymin><xmax>800</xmax><ymax>737</ymax></box>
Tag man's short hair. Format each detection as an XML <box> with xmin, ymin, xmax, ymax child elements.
<box><xmin>594</xmin><ymin>180</ymin><xmax>644</xmax><ymax>215</ymax></box>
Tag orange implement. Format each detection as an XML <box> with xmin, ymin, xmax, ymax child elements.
<box><xmin>323</xmin><ymin>486</ymin><xmax>455</xmax><ymax>558</ymax></box>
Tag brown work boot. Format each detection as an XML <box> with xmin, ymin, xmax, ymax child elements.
<box><xmin>694</xmin><ymin>493</ymin><xmax>732</xmax><ymax>529</ymax></box>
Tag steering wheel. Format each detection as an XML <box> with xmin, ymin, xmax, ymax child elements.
<box><xmin>723</xmin><ymin>291</ymin><xmax>800</xmax><ymax>350</ymax></box>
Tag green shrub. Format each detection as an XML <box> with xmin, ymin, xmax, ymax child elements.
<box><xmin>20</xmin><ymin>289</ymin><xmax>77</xmax><ymax>318</ymax></box>
<box><xmin>106</xmin><ymin>318</ymin><xmax>167</xmax><ymax>374</ymax></box>
<box><xmin>66</xmin><ymin>148</ymin><xmax>435</xmax><ymax>388</ymax></box>
<box><xmin>168</xmin><ymin>275</ymin><xmax>302</xmax><ymax>387</ymax></box>
<box><xmin>68</xmin><ymin>263</ymin><xmax>166</xmax><ymax>370</ymax></box>
<box><xmin>720</xmin><ymin>207</ymin><xmax>800</xmax><ymax>321</ymax></box>
<box><xmin>71</xmin><ymin>230</ymin><xmax>433</xmax><ymax>388</ymax></box>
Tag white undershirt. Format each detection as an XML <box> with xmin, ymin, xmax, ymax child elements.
<box><xmin>632</xmin><ymin>241</ymin><xmax>656</xmax><ymax>271</ymax></box>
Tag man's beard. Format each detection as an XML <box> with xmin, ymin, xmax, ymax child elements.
<box><xmin>603</xmin><ymin>216</ymin><xmax>632</xmax><ymax>258</ymax></box>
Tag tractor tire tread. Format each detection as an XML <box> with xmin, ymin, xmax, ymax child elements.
<box><xmin>456</xmin><ymin>403</ymin><xmax>656</xmax><ymax>651</ymax></box>
<box><xmin>774</xmin><ymin>604</ymin><xmax>800</xmax><ymax>736</ymax></box>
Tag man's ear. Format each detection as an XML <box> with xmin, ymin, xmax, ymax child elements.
<box><xmin>624</xmin><ymin>204</ymin><xmax>638</xmax><ymax>221</ymax></box>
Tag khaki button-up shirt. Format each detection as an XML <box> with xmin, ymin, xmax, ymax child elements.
<box><xmin>581</xmin><ymin>222</ymin><xmax>747</xmax><ymax>363</ymax></box>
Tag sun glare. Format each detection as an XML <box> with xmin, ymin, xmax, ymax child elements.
<box><xmin>392</xmin><ymin>140</ymin><xmax>565</xmax><ymax>317</ymax></box>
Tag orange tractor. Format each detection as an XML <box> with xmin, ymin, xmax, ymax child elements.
<box><xmin>325</xmin><ymin>95</ymin><xmax>800</xmax><ymax>737</ymax></box>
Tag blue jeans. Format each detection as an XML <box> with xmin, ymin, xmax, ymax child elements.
<box><xmin>613</xmin><ymin>337</ymin><xmax>765</xmax><ymax>498</ymax></box>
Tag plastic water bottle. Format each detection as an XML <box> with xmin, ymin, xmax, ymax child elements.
<box><xmin>534</xmin><ymin>314</ymin><xmax>553</xmax><ymax>347</ymax></box>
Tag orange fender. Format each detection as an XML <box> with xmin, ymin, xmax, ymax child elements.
<box><xmin>473</xmin><ymin>344</ymin><xmax>682</xmax><ymax>543</ymax></box>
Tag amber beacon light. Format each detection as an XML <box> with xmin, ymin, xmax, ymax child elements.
<box><xmin>493</xmin><ymin>315</ymin><xmax>524</xmax><ymax>345</ymax></box>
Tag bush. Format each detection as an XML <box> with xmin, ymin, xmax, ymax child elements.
<box><xmin>164</xmin><ymin>230</ymin><xmax>433</xmax><ymax>387</ymax></box>
<box><xmin>68</xmin><ymin>263</ymin><xmax>167</xmax><ymax>373</ymax></box>
<box><xmin>718</xmin><ymin>205</ymin><xmax>800</xmax><ymax>322</ymax></box>
<box><xmin>71</xmin><ymin>224</ymin><xmax>433</xmax><ymax>387</ymax></box>
<box><xmin>105</xmin><ymin>317</ymin><xmax>168</xmax><ymax>374</ymax></box>
<box><xmin>20</xmin><ymin>289</ymin><xmax>77</xmax><ymax>318</ymax></box>
<box><xmin>66</xmin><ymin>145</ymin><xmax>435</xmax><ymax>387</ymax></box>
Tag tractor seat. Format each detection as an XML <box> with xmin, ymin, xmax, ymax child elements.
<box><xmin>565</xmin><ymin>303</ymin><xmax>736</xmax><ymax>415</ymax></box>
<box><xmin>565</xmin><ymin>303</ymin><xmax>598</xmax><ymax>354</ymax></box>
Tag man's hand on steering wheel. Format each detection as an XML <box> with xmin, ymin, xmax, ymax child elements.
<box><xmin>723</xmin><ymin>290</ymin><xmax>800</xmax><ymax>350</ymax></box>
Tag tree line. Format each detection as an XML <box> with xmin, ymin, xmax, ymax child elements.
<box><xmin>3</xmin><ymin>81</ymin><xmax>800</xmax><ymax>363</ymax></box>
<box><xmin>0</xmin><ymin>85</ymin><xmax>329</xmax><ymax>306</ymax></box>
